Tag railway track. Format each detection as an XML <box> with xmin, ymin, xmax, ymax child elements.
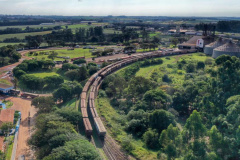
<box><xmin>81</xmin><ymin>50</ymin><xmax>188</xmax><ymax>160</ymax></box>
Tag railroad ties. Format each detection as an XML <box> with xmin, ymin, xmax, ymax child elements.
<box><xmin>80</xmin><ymin>50</ymin><xmax>185</xmax><ymax>160</ymax></box>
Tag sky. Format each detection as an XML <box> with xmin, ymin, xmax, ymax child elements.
<box><xmin>0</xmin><ymin>0</ymin><xmax>239</xmax><ymax>17</ymax></box>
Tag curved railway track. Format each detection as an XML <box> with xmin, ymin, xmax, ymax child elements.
<box><xmin>80</xmin><ymin>50</ymin><xmax>187</xmax><ymax>160</ymax></box>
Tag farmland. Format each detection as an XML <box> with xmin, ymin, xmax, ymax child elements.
<box><xmin>0</xmin><ymin>31</ymin><xmax>52</xmax><ymax>41</ymax></box>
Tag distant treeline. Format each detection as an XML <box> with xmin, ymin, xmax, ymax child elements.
<box><xmin>0</xmin><ymin>20</ymin><xmax>54</xmax><ymax>26</ymax></box>
<box><xmin>195</xmin><ymin>21</ymin><xmax>240</xmax><ymax>33</ymax></box>
<box><xmin>0</xmin><ymin>26</ymin><xmax>62</xmax><ymax>35</ymax></box>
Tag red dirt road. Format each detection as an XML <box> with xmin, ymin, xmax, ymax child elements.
<box><xmin>5</xmin><ymin>97</ymin><xmax>37</xmax><ymax>160</ymax></box>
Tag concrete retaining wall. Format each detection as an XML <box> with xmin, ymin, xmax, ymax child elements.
<box><xmin>204</xmin><ymin>46</ymin><xmax>214</xmax><ymax>55</ymax></box>
<box><xmin>212</xmin><ymin>50</ymin><xmax>240</xmax><ymax>58</ymax></box>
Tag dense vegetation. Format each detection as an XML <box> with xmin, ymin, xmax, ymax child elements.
<box><xmin>0</xmin><ymin>45</ymin><xmax>21</xmax><ymax>66</ymax></box>
<box><xmin>29</xmin><ymin>96</ymin><xmax>100</xmax><ymax>160</ymax></box>
<box><xmin>98</xmin><ymin>54</ymin><xmax>240</xmax><ymax>160</ymax></box>
<box><xmin>195</xmin><ymin>20</ymin><xmax>240</xmax><ymax>33</ymax></box>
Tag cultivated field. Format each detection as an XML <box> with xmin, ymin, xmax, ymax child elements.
<box><xmin>0</xmin><ymin>31</ymin><xmax>52</xmax><ymax>41</ymax></box>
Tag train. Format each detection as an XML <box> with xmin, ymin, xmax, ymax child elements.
<box><xmin>80</xmin><ymin>50</ymin><xmax>188</xmax><ymax>138</ymax></box>
<box><xmin>70</xmin><ymin>56</ymin><xmax>85</xmax><ymax>62</ymax></box>
<box><xmin>20</xmin><ymin>92</ymin><xmax>39</xmax><ymax>99</ymax></box>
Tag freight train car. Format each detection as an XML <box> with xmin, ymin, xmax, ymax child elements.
<box><xmin>80</xmin><ymin>50</ymin><xmax>190</xmax><ymax>139</ymax></box>
<box><xmin>94</xmin><ymin>117</ymin><xmax>107</xmax><ymax>137</ymax></box>
<box><xmin>83</xmin><ymin>118</ymin><xmax>92</xmax><ymax>136</ymax></box>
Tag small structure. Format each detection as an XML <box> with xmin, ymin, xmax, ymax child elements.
<box><xmin>212</xmin><ymin>40</ymin><xmax>240</xmax><ymax>58</ymax></box>
<box><xmin>0</xmin><ymin>83</ymin><xmax>14</xmax><ymax>94</ymax></box>
<box><xmin>178</xmin><ymin>36</ymin><xmax>213</xmax><ymax>51</ymax></box>
<box><xmin>204</xmin><ymin>38</ymin><xmax>227</xmax><ymax>55</ymax></box>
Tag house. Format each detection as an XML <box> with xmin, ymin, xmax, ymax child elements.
<box><xmin>178</xmin><ymin>36</ymin><xmax>214</xmax><ymax>51</ymax></box>
<box><xmin>0</xmin><ymin>83</ymin><xmax>14</xmax><ymax>94</ymax></box>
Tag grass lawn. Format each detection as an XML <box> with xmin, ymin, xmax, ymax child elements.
<box><xmin>27</xmin><ymin>48</ymin><xmax>94</xmax><ymax>60</ymax></box>
<box><xmin>2</xmin><ymin>100</ymin><xmax>13</xmax><ymax>109</ymax></box>
<box><xmin>0</xmin><ymin>43</ymin><xmax>24</xmax><ymax>47</ymax></box>
<box><xmin>0</xmin><ymin>31</ymin><xmax>52</xmax><ymax>41</ymax></box>
<box><xmin>61</xmin><ymin>98</ymin><xmax>77</xmax><ymax>108</ymax></box>
<box><xmin>135</xmin><ymin>53</ymin><xmax>212</xmax><ymax>87</ymax></box>
<box><xmin>5</xmin><ymin>136</ymin><xmax>14</xmax><ymax>160</ymax></box>
<box><xmin>96</xmin><ymin>97</ymin><xmax>158</xmax><ymax>160</ymax></box>
<box><xmin>28</xmin><ymin>71</ymin><xmax>60</xmax><ymax>78</ymax></box>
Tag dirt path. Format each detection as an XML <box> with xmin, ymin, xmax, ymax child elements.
<box><xmin>5</xmin><ymin>97</ymin><xmax>37</xmax><ymax>160</ymax></box>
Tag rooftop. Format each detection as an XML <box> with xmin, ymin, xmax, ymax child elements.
<box><xmin>0</xmin><ymin>109</ymin><xmax>15</xmax><ymax>124</ymax></box>
<box><xmin>214</xmin><ymin>41</ymin><xmax>240</xmax><ymax>52</ymax></box>
<box><xmin>0</xmin><ymin>83</ymin><xmax>13</xmax><ymax>90</ymax></box>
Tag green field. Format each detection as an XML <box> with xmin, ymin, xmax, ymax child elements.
<box><xmin>0</xmin><ymin>31</ymin><xmax>52</xmax><ymax>41</ymax></box>
<box><xmin>27</xmin><ymin>48</ymin><xmax>94</xmax><ymax>60</ymax></box>
<box><xmin>68</xmin><ymin>23</ymin><xmax>108</xmax><ymax>30</ymax></box>
<box><xmin>0</xmin><ymin>43</ymin><xmax>24</xmax><ymax>47</ymax></box>
<box><xmin>135</xmin><ymin>53</ymin><xmax>211</xmax><ymax>87</ymax></box>
<box><xmin>103</xmin><ymin>28</ymin><xmax>122</xmax><ymax>34</ymax></box>
<box><xmin>0</xmin><ymin>24</ymin><xmax>64</xmax><ymax>30</ymax></box>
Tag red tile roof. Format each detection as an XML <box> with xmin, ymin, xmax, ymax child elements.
<box><xmin>0</xmin><ymin>83</ymin><xmax>13</xmax><ymax>89</ymax></box>
<box><xmin>0</xmin><ymin>136</ymin><xmax>4</xmax><ymax>152</ymax></box>
<box><xmin>0</xmin><ymin>109</ymin><xmax>15</xmax><ymax>124</ymax></box>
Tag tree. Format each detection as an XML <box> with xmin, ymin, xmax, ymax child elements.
<box><xmin>184</xmin><ymin>110</ymin><xmax>206</xmax><ymax>140</ymax></box>
<box><xmin>77</xmin><ymin>66</ymin><xmax>88</xmax><ymax>81</ymax></box>
<box><xmin>143</xmin><ymin>129</ymin><xmax>159</xmax><ymax>149</ymax></box>
<box><xmin>143</xmin><ymin>89</ymin><xmax>172</xmax><ymax>110</ymax></box>
<box><xmin>48</xmin><ymin>51</ymin><xmax>58</xmax><ymax>60</ymax></box>
<box><xmin>171</xmin><ymin>38</ymin><xmax>179</xmax><ymax>47</ymax></box>
<box><xmin>53</xmin><ymin>86</ymin><xmax>71</xmax><ymax>103</ymax></box>
<box><xmin>73</xmin><ymin>59</ymin><xmax>86</xmax><ymax>64</ymax></box>
<box><xmin>127</xmin><ymin>76</ymin><xmax>153</xmax><ymax>99</ymax></box>
<box><xmin>64</xmin><ymin>70</ymin><xmax>78</xmax><ymax>81</ymax></box>
<box><xmin>12</xmin><ymin>77</ymin><xmax>18</xmax><ymax>90</ymax></box>
<box><xmin>44</xmin><ymin>75</ymin><xmax>64</xmax><ymax>89</ymax></box>
<box><xmin>43</xmin><ymin>139</ymin><xmax>101</xmax><ymax>160</ymax></box>
<box><xmin>165</xmin><ymin>142</ymin><xmax>177</xmax><ymax>160</ymax></box>
<box><xmin>55</xmin><ymin>108</ymin><xmax>82</xmax><ymax>126</ymax></box>
<box><xmin>88</xmin><ymin>66</ymin><xmax>98</xmax><ymax>75</ymax></box>
<box><xmin>0</xmin><ymin>122</ymin><xmax>14</xmax><ymax>135</ymax></box>
<box><xmin>31</xmin><ymin>96</ymin><xmax>56</xmax><ymax>113</ymax></box>
<box><xmin>149</xmin><ymin>109</ymin><xmax>176</xmax><ymax>133</ymax></box>
<box><xmin>208</xmin><ymin>125</ymin><xmax>223</xmax><ymax>152</ymax></box>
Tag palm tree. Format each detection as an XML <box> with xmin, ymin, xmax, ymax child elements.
<box><xmin>12</xmin><ymin>77</ymin><xmax>18</xmax><ymax>90</ymax></box>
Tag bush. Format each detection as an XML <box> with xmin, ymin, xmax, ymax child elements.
<box><xmin>185</xmin><ymin>63</ymin><xmax>195</xmax><ymax>73</ymax></box>
<box><xmin>197</xmin><ymin>61</ymin><xmax>205</xmax><ymax>70</ymax></box>
<box><xmin>162</xmin><ymin>74</ymin><xmax>172</xmax><ymax>83</ymax></box>
<box><xmin>121</xmin><ymin>135</ymin><xmax>135</xmax><ymax>152</ymax></box>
